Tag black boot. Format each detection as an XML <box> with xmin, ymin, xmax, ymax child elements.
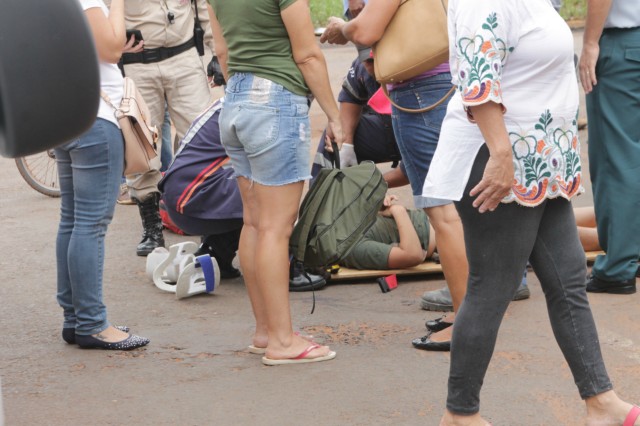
<box><xmin>289</xmin><ymin>260</ymin><xmax>327</xmax><ymax>292</ymax></box>
<box><xmin>133</xmin><ymin>192</ymin><xmax>165</xmax><ymax>256</ymax></box>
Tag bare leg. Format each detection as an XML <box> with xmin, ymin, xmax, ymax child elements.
<box><xmin>239</xmin><ymin>178</ymin><xmax>332</xmax><ymax>360</ymax></box>
<box><xmin>574</xmin><ymin>206</ymin><xmax>601</xmax><ymax>251</ymax></box>
<box><xmin>574</xmin><ymin>206</ymin><xmax>596</xmax><ymax>227</ymax></box>
<box><xmin>579</xmin><ymin>226</ymin><xmax>601</xmax><ymax>252</ymax></box>
<box><xmin>425</xmin><ymin>204</ymin><xmax>468</xmax><ymax>343</ymax></box>
<box><xmin>236</xmin><ymin>177</ymin><xmax>268</xmax><ymax>349</ymax></box>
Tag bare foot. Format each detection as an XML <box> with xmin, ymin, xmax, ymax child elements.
<box><xmin>93</xmin><ymin>325</ymin><xmax>129</xmax><ymax>343</ymax></box>
<box><xmin>252</xmin><ymin>331</ymin><xmax>315</xmax><ymax>351</ymax></box>
<box><xmin>586</xmin><ymin>390</ymin><xmax>639</xmax><ymax>426</ymax></box>
<box><xmin>430</xmin><ymin>325</ymin><xmax>453</xmax><ymax>343</ymax></box>
<box><xmin>264</xmin><ymin>333</ymin><xmax>333</xmax><ymax>361</ymax></box>
<box><xmin>441</xmin><ymin>312</ymin><xmax>456</xmax><ymax>325</ymax></box>
<box><xmin>440</xmin><ymin>410</ymin><xmax>490</xmax><ymax>426</ymax></box>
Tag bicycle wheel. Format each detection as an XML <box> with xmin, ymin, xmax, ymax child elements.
<box><xmin>15</xmin><ymin>150</ymin><xmax>60</xmax><ymax>197</ymax></box>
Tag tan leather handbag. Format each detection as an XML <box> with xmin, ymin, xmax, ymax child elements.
<box><xmin>101</xmin><ymin>77</ymin><xmax>159</xmax><ymax>175</ymax></box>
<box><xmin>373</xmin><ymin>0</ymin><xmax>455</xmax><ymax>113</ymax></box>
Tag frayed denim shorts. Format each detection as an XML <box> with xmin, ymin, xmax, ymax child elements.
<box><xmin>219</xmin><ymin>73</ymin><xmax>312</xmax><ymax>186</ymax></box>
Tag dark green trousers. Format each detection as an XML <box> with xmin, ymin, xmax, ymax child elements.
<box><xmin>587</xmin><ymin>27</ymin><xmax>640</xmax><ymax>281</ymax></box>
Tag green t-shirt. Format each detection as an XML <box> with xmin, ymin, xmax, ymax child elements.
<box><xmin>210</xmin><ymin>0</ymin><xmax>309</xmax><ymax>96</ymax></box>
<box><xmin>342</xmin><ymin>210</ymin><xmax>431</xmax><ymax>270</ymax></box>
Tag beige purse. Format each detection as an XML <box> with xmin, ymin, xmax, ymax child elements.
<box><xmin>373</xmin><ymin>0</ymin><xmax>455</xmax><ymax>113</ymax></box>
<box><xmin>101</xmin><ymin>77</ymin><xmax>158</xmax><ymax>175</ymax></box>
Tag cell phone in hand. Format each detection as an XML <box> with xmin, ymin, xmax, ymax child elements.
<box><xmin>126</xmin><ymin>29</ymin><xmax>143</xmax><ymax>43</ymax></box>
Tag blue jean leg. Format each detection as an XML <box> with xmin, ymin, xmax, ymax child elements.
<box><xmin>55</xmin><ymin>119</ymin><xmax>124</xmax><ymax>335</ymax></box>
<box><xmin>390</xmin><ymin>73</ymin><xmax>452</xmax><ymax>208</ymax></box>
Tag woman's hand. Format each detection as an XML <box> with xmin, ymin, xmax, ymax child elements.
<box><xmin>320</xmin><ymin>17</ymin><xmax>349</xmax><ymax>45</ymax></box>
<box><xmin>325</xmin><ymin>119</ymin><xmax>345</xmax><ymax>152</ymax></box>
<box><xmin>470</xmin><ymin>152</ymin><xmax>513</xmax><ymax>213</ymax></box>
<box><xmin>123</xmin><ymin>34</ymin><xmax>144</xmax><ymax>53</ymax></box>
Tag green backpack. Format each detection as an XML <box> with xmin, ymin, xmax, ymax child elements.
<box><xmin>290</xmin><ymin>158</ymin><xmax>387</xmax><ymax>268</ymax></box>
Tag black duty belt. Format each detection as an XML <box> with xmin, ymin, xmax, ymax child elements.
<box><xmin>122</xmin><ymin>37</ymin><xmax>195</xmax><ymax>65</ymax></box>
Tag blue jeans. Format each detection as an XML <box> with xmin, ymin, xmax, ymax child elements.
<box><xmin>448</xmin><ymin>145</ymin><xmax>612</xmax><ymax>414</ymax></box>
<box><xmin>220</xmin><ymin>73</ymin><xmax>311</xmax><ymax>186</ymax></box>
<box><xmin>390</xmin><ymin>73</ymin><xmax>452</xmax><ymax>208</ymax></box>
<box><xmin>55</xmin><ymin>118</ymin><xmax>124</xmax><ymax>335</ymax></box>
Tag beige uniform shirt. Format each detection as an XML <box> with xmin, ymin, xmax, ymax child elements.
<box><xmin>124</xmin><ymin>0</ymin><xmax>214</xmax><ymax>52</ymax></box>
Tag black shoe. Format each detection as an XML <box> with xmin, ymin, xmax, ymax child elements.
<box><xmin>425</xmin><ymin>316</ymin><xmax>453</xmax><ymax>333</ymax></box>
<box><xmin>220</xmin><ymin>267</ymin><xmax>241</xmax><ymax>279</ymax></box>
<box><xmin>62</xmin><ymin>325</ymin><xmax>130</xmax><ymax>344</ymax></box>
<box><xmin>75</xmin><ymin>333</ymin><xmax>150</xmax><ymax>350</ymax></box>
<box><xmin>134</xmin><ymin>193</ymin><xmax>165</xmax><ymax>257</ymax></box>
<box><xmin>586</xmin><ymin>274</ymin><xmax>636</xmax><ymax>295</ymax></box>
<box><xmin>289</xmin><ymin>260</ymin><xmax>327</xmax><ymax>292</ymax></box>
<box><xmin>412</xmin><ymin>334</ymin><xmax>451</xmax><ymax>351</ymax></box>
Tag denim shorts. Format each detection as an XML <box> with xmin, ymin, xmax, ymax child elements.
<box><xmin>219</xmin><ymin>73</ymin><xmax>312</xmax><ymax>186</ymax></box>
<box><xmin>390</xmin><ymin>73</ymin><xmax>453</xmax><ymax>208</ymax></box>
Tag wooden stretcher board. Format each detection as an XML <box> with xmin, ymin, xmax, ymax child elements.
<box><xmin>329</xmin><ymin>251</ymin><xmax>604</xmax><ymax>282</ymax></box>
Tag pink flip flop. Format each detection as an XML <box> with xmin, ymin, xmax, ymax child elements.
<box><xmin>624</xmin><ymin>405</ymin><xmax>640</xmax><ymax>426</ymax></box>
<box><xmin>261</xmin><ymin>344</ymin><xmax>337</xmax><ymax>366</ymax></box>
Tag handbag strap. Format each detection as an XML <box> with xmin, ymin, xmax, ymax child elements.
<box><xmin>99</xmin><ymin>90</ymin><xmax>118</xmax><ymax>111</ymax></box>
<box><xmin>382</xmin><ymin>84</ymin><xmax>455</xmax><ymax>114</ymax></box>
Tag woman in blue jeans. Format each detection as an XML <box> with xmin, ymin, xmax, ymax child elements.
<box><xmin>321</xmin><ymin>0</ymin><xmax>469</xmax><ymax>351</ymax></box>
<box><xmin>55</xmin><ymin>0</ymin><xmax>149</xmax><ymax>350</ymax></box>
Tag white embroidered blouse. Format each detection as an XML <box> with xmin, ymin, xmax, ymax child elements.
<box><xmin>423</xmin><ymin>0</ymin><xmax>583</xmax><ymax>207</ymax></box>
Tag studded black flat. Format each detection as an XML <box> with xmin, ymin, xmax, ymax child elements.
<box><xmin>75</xmin><ymin>333</ymin><xmax>150</xmax><ymax>351</ymax></box>
<box><xmin>62</xmin><ymin>325</ymin><xmax>130</xmax><ymax>344</ymax></box>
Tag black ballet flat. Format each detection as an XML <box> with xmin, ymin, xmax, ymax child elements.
<box><xmin>425</xmin><ymin>316</ymin><xmax>454</xmax><ymax>333</ymax></box>
<box><xmin>62</xmin><ymin>325</ymin><xmax>130</xmax><ymax>344</ymax></box>
<box><xmin>75</xmin><ymin>333</ymin><xmax>150</xmax><ymax>351</ymax></box>
<box><xmin>412</xmin><ymin>335</ymin><xmax>451</xmax><ymax>352</ymax></box>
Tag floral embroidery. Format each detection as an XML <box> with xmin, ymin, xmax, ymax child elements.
<box><xmin>506</xmin><ymin>109</ymin><xmax>582</xmax><ymax>206</ymax></box>
<box><xmin>457</xmin><ymin>13</ymin><xmax>514</xmax><ymax>105</ymax></box>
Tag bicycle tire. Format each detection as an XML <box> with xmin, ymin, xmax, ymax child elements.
<box><xmin>15</xmin><ymin>150</ymin><xmax>61</xmax><ymax>197</ymax></box>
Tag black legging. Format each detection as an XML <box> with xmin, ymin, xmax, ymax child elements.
<box><xmin>447</xmin><ymin>145</ymin><xmax>612</xmax><ymax>414</ymax></box>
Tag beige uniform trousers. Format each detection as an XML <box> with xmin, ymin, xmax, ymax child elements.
<box><xmin>124</xmin><ymin>48</ymin><xmax>212</xmax><ymax>201</ymax></box>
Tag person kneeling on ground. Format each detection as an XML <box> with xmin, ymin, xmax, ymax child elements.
<box><xmin>310</xmin><ymin>47</ymin><xmax>407</xmax><ymax>188</ymax></box>
<box><xmin>158</xmin><ymin>99</ymin><xmax>327</xmax><ymax>286</ymax></box>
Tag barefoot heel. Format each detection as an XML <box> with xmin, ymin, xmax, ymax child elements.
<box><xmin>624</xmin><ymin>406</ymin><xmax>640</xmax><ymax>426</ymax></box>
<box><xmin>261</xmin><ymin>344</ymin><xmax>337</xmax><ymax>366</ymax></box>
